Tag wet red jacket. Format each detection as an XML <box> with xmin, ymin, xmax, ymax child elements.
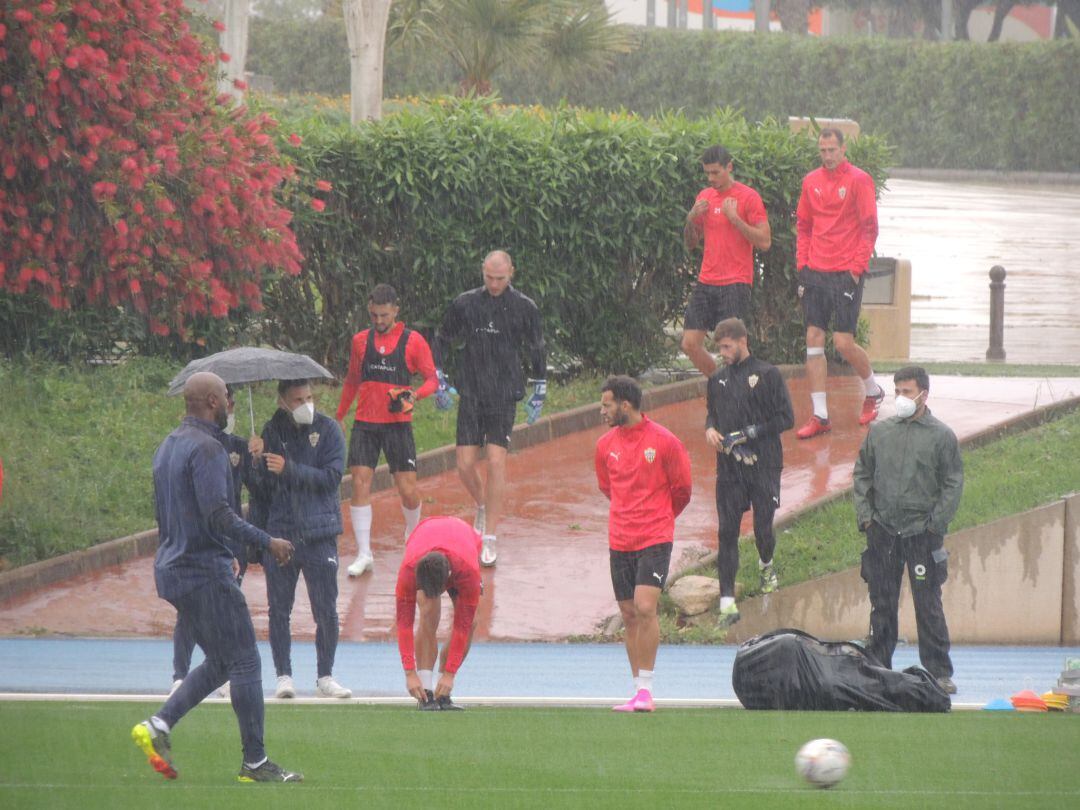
<box><xmin>336</xmin><ymin>322</ymin><xmax>438</xmax><ymax>424</ymax></box>
<box><xmin>796</xmin><ymin>160</ymin><xmax>878</xmax><ymax>276</ymax></box>
<box><xmin>595</xmin><ymin>415</ymin><xmax>692</xmax><ymax>552</ymax></box>
<box><xmin>395</xmin><ymin>517</ymin><xmax>482</xmax><ymax>674</ymax></box>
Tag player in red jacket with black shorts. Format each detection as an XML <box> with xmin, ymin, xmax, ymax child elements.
<box><xmin>336</xmin><ymin>284</ymin><xmax>438</xmax><ymax>576</ymax></box>
<box><xmin>794</xmin><ymin>128</ymin><xmax>884</xmax><ymax>439</ymax></box>
<box><xmin>682</xmin><ymin>144</ymin><xmax>772</xmax><ymax>377</ymax></box>
<box><xmin>595</xmin><ymin>376</ymin><xmax>692</xmax><ymax>713</ymax></box>
<box><xmin>395</xmin><ymin>516</ymin><xmax>483</xmax><ymax>710</ymax></box>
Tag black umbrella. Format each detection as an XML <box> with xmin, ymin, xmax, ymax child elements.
<box><xmin>168</xmin><ymin>347</ymin><xmax>335</xmax><ymax>434</ymax></box>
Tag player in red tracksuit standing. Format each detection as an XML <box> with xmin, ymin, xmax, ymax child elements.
<box><xmin>595</xmin><ymin>376</ymin><xmax>692</xmax><ymax>713</ymax></box>
<box><xmin>682</xmin><ymin>144</ymin><xmax>772</xmax><ymax>377</ymax></box>
<box><xmin>395</xmin><ymin>516</ymin><xmax>483</xmax><ymax>711</ymax></box>
<box><xmin>336</xmin><ymin>284</ymin><xmax>438</xmax><ymax>576</ymax></box>
<box><xmin>794</xmin><ymin>128</ymin><xmax>885</xmax><ymax>439</ymax></box>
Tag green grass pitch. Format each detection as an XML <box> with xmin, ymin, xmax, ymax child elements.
<box><xmin>1</xmin><ymin>702</ymin><xmax>1078</xmax><ymax>809</ymax></box>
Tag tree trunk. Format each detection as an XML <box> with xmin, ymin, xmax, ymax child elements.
<box><xmin>988</xmin><ymin>2</ymin><xmax>1016</xmax><ymax>41</ymax></box>
<box><xmin>754</xmin><ymin>0</ymin><xmax>772</xmax><ymax>33</ymax></box>
<box><xmin>218</xmin><ymin>0</ymin><xmax>251</xmax><ymax>102</ymax></box>
<box><xmin>953</xmin><ymin>0</ymin><xmax>981</xmax><ymax>40</ymax></box>
<box><xmin>774</xmin><ymin>0</ymin><xmax>810</xmax><ymax>34</ymax></box>
<box><xmin>343</xmin><ymin>0</ymin><xmax>393</xmax><ymax>124</ymax></box>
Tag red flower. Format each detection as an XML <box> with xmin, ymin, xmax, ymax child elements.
<box><xmin>212</xmin><ymin>20</ymin><xmax>225</xmax><ymax>32</ymax></box>
<box><xmin>218</xmin><ymin>51</ymin><xmax>231</xmax><ymax>62</ymax></box>
<box><xmin>13</xmin><ymin>10</ymin><xmax>33</xmax><ymax>23</ymax></box>
<box><xmin>310</xmin><ymin>199</ymin><xmax>326</xmax><ymax>212</ymax></box>
<box><xmin>233</xmin><ymin>79</ymin><xmax>247</xmax><ymax>90</ymax></box>
<box><xmin>315</xmin><ymin>180</ymin><xmax>332</xmax><ymax>192</ymax></box>
<box><xmin>288</xmin><ymin>133</ymin><xmax>302</xmax><ymax>147</ymax></box>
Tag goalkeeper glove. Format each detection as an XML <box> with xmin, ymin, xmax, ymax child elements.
<box><xmin>434</xmin><ymin>370</ymin><xmax>455</xmax><ymax>411</ymax></box>
<box><xmin>524</xmin><ymin>379</ymin><xmax>547</xmax><ymax>425</ymax></box>
<box><xmin>720</xmin><ymin>430</ymin><xmax>748</xmax><ymax>454</ymax></box>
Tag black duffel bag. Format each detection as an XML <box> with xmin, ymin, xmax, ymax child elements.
<box><xmin>732</xmin><ymin>628</ymin><xmax>951</xmax><ymax>712</ymax></box>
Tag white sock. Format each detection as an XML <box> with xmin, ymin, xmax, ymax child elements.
<box><xmin>482</xmin><ymin>533</ymin><xmax>496</xmax><ymax>545</ymax></box>
<box><xmin>759</xmin><ymin>558</ymin><xmax>772</xmax><ymax>569</ymax></box>
<box><xmin>720</xmin><ymin>596</ymin><xmax>736</xmax><ymax>611</ymax></box>
<box><xmin>863</xmin><ymin>374</ymin><xmax>882</xmax><ymax>397</ymax></box>
<box><xmin>402</xmin><ymin>504</ymin><xmax>421</xmax><ymax>538</ymax></box>
<box><xmin>811</xmin><ymin>391</ymin><xmax>828</xmax><ymax>420</ymax></box>
<box><xmin>418</xmin><ymin>669</ymin><xmax>433</xmax><ymax>691</ymax></box>
<box><xmin>350</xmin><ymin>505</ymin><xmax>372</xmax><ymax>556</ymax></box>
<box><xmin>245</xmin><ymin>756</ymin><xmax>268</xmax><ymax>769</ymax></box>
<box><xmin>150</xmin><ymin>716</ymin><xmax>170</xmax><ymax>734</ymax></box>
<box><xmin>635</xmin><ymin>669</ymin><xmax>654</xmax><ymax>693</ymax></box>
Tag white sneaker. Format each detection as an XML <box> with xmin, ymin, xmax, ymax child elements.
<box><xmin>169</xmin><ymin>679</ymin><xmax>183</xmax><ymax>697</ymax></box>
<box><xmin>316</xmin><ymin>676</ymin><xmax>352</xmax><ymax>699</ymax></box>
<box><xmin>347</xmin><ymin>552</ymin><xmax>373</xmax><ymax>577</ymax></box>
<box><xmin>217</xmin><ymin>680</ymin><xmax>231</xmax><ymax>699</ymax></box>
<box><xmin>473</xmin><ymin>505</ymin><xmax>486</xmax><ymax>536</ymax></box>
<box><xmin>480</xmin><ymin>535</ymin><xmax>497</xmax><ymax>567</ymax></box>
<box><xmin>275</xmin><ymin>674</ymin><xmax>296</xmax><ymax>699</ymax></box>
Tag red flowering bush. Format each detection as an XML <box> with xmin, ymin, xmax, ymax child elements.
<box><xmin>0</xmin><ymin>0</ymin><xmax>303</xmax><ymax>342</ymax></box>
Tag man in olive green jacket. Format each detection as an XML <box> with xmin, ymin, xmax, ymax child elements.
<box><xmin>853</xmin><ymin>366</ymin><xmax>963</xmax><ymax>695</ymax></box>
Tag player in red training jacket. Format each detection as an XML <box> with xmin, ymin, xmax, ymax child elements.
<box><xmin>336</xmin><ymin>284</ymin><xmax>438</xmax><ymax>576</ymax></box>
<box><xmin>595</xmin><ymin>376</ymin><xmax>692</xmax><ymax>713</ymax></box>
<box><xmin>794</xmin><ymin>127</ymin><xmax>884</xmax><ymax>439</ymax></box>
<box><xmin>395</xmin><ymin>516</ymin><xmax>482</xmax><ymax>711</ymax></box>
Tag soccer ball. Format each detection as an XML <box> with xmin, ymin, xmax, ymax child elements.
<box><xmin>794</xmin><ymin>738</ymin><xmax>850</xmax><ymax>788</ymax></box>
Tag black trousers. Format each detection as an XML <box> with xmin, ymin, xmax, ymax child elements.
<box><xmin>715</xmin><ymin>470</ymin><xmax>780</xmax><ymax>598</ymax></box>
<box><xmin>265</xmin><ymin>536</ymin><xmax>340</xmax><ymax>679</ymax></box>
<box><xmin>860</xmin><ymin>522</ymin><xmax>953</xmax><ymax>678</ymax></box>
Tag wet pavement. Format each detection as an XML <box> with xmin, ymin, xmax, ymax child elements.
<box><xmin>2</xmin><ymin>373</ymin><xmax>1078</xmax><ymax>644</ymax></box>
<box><xmin>877</xmin><ymin>178</ymin><xmax>1080</xmax><ymax>363</ymax></box>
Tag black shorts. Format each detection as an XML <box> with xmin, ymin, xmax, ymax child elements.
<box><xmin>609</xmin><ymin>542</ymin><xmax>673</xmax><ymax>602</ymax></box>
<box><xmin>456</xmin><ymin>397</ymin><xmax>516</xmax><ymax>449</ymax></box>
<box><xmin>348</xmin><ymin>422</ymin><xmax>417</xmax><ymax>473</ymax></box>
<box><xmin>798</xmin><ymin>268</ymin><xmax>863</xmax><ymax>334</ymax></box>
<box><xmin>715</xmin><ymin>467</ymin><xmax>782</xmax><ymax>519</ymax></box>
<box><xmin>683</xmin><ymin>282</ymin><xmax>751</xmax><ymax>332</ymax></box>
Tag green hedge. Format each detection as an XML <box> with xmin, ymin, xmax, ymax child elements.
<box><xmin>246</xmin><ymin>20</ymin><xmax>1078</xmax><ymax>171</ymax></box>
<box><xmin>269</xmin><ymin>99</ymin><xmax>891</xmax><ymax>376</ymax></box>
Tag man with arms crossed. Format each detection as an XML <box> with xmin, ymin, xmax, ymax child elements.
<box><xmin>595</xmin><ymin>376</ymin><xmax>692</xmax><ymax>712</ymax></box>
<box><xmin>336</xmin><ymin>283</ymin><xmax>438</xmax><ymax>575</ymax></box>
<box><xmin>682</xmin><ymin>144</ymin><xmax>772</xmax><ymax>377</ymax></box>
<box><xmin>853</xmin><ymin>366</ymin><xmax>962</xmax><ymax>695</ymax></box>
<box><xmin>434</xmin><ymin>250</ymin><xmax>547</xmax><ymax>567</ymax></box>
<box><xmin>704</xmin><ymin>318</ymin><xmax>793</xmax><ymax>627</ymax></box>
<box><xmin>395</xmin><ymin>516</ymin><xmax>483</xmax><ymax>710</ymax></box>
<box><xmin>795</xmin><ymin>128</ymin><xmax>884</xmax><ymax>438</ymax></box>
<box><xmin>133</xmin><ymin>372</ymin><xmax>301</xmax><ymax>783</ymax></box>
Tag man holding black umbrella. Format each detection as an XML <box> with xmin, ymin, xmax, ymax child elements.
<box><xmin>250</xmin><ymin>379</ymin><xmax>351</xmax><ymax>700</ymax></box>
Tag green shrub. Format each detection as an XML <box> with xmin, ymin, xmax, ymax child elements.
<box><xmin>245</xmin><ymin>19</ymin><xmax>1078</xmax><ymax>171</ymax></box>
<box><xmin>269</xmin><ymin>98</ymin><xmax>892</xmax><ymax>375</ymax></box>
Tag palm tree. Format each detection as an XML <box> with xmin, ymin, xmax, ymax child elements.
<box><xmin>389</xmin><ymin>0</ymin><xmax>632</xmax><ymax>96</ymax></box>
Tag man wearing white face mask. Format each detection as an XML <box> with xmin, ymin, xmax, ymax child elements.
<box><xmin>853</xmin><ymin>366</ymin><xmax>963</xmax><ymax>696</ymax></box>
<box><xmin>251</xmin><ymin>379</ymin><xmax>351</xmax><ymax>700</ymax></box>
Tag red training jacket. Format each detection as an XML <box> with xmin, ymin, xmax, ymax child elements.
<box><xmin>795</xmin><ymin>160</ymin><xmax>878</xmax><ymax>276</ymax></box>
<box><xmin>395</xmin><ymin>516</ymin><xmax>482</xmax><ymax>674</ymax></box>
<box><xmin>335</xmin><ymin>322</ymin><xmax>438</xmax><ymax>424</ymax></box>
<box><xmin>594</xmin><ymin>415</ymin><xmax>692</xmax><ymax>552</ymax></box>
<box><xmin>691</xmin><ymin>181</ymin><xmax>768</xmax><ymax>286</ymax></box>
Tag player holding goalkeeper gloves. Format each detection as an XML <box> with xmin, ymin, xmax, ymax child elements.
<box><xmin>433</xmin><ymin>250</ymin><xmax>547</xmax><ymax>567</ymax></box>
<box><xmin>336</xmin><ymin>284</ymin><xmax>438</xmax><ymax>576</ymax></box>
<box><xmin>704</xmin><ymin>318</ymin><xmax>793</xmax><ymax>627</ymax></box>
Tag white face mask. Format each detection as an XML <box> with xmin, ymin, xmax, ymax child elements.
<box><xmin>224</xmin><ymin>413</ymin><xmax>236</xmax><ymax>434</ymax></box>
<box><xmin>895</xmin><ymin>391</ymin><xmax>924</xmax><ymax>419</ymax></box>
<box><xmin>291</xmin><ymin>402</ymin><xmax>315</xmax><ymax>425</ymax></box>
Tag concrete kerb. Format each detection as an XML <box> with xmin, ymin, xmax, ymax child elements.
<box><xmin>665</xmin><ymin>391</ymin><xmax>1080</xmax><ymax>593</ymax></box>
<box><xmin>2</xmin><ymin>370</ymin><xmax>794</xmax><ymax>606</ymax></box>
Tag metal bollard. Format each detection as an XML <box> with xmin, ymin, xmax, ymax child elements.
<box><xmin>986</xmin><ymin>265</ymin><xmax>1006</xmax><ymax>362</ymax></box>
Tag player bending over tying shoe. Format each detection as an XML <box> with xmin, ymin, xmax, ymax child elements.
<box><xmin>396</xmin><ymin>516</ymin><xmax>483</xmax><ymax>710</ymax></box>
<box><xmin>595</xmin><ymin>376</ymin><xmax>691</xmax><ymax>712</ymax></box>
